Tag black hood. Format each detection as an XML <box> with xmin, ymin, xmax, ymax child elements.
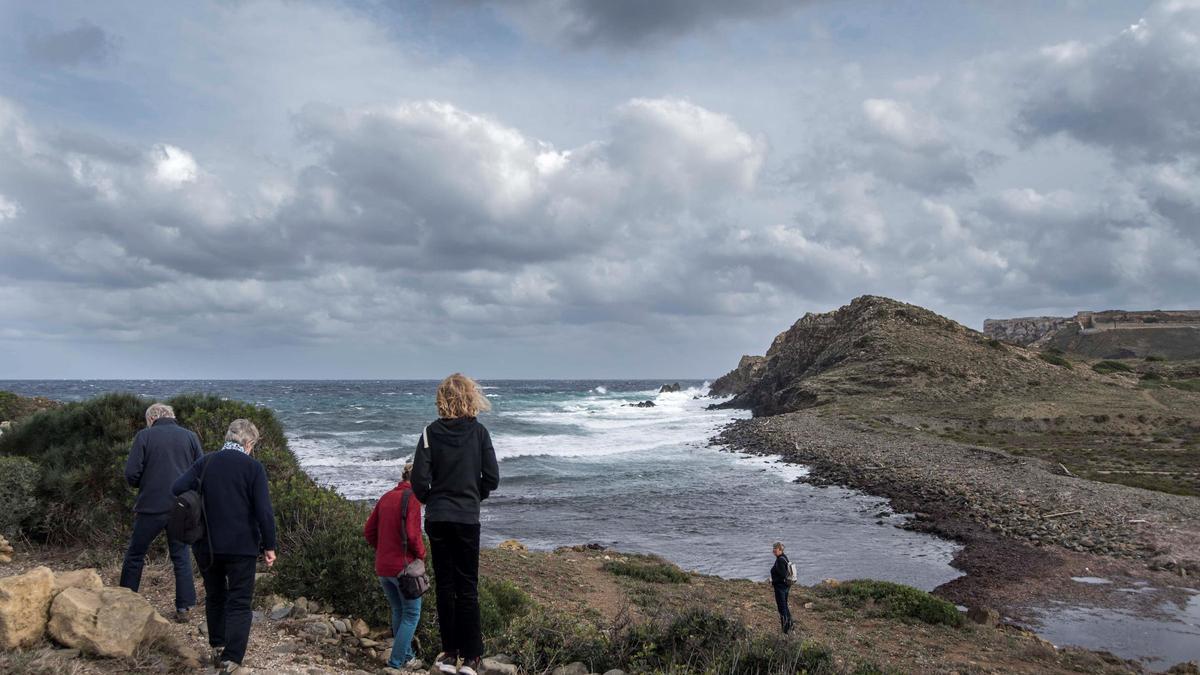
<box><xmin>429</xmin><ymin>417</ymin><xmax>479</xmax><ymax>446</ymax></box>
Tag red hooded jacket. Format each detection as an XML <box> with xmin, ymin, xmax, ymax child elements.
<box><xmin>363</xmin><ymin>480</ymin><xmax>426</xmax><ymax>577</ymax></box>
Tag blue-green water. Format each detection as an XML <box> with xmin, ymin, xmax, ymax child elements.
<box><xmin>0</xmin><ymin>380</ymin><xmax>962</xmax><ymax>587</ymax></box>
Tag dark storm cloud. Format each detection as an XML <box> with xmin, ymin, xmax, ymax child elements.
<box><xmin>474</xmin><ymin>0</ymin><xmax>803</xmax><ymax>47</ymax></box>
<box><xmin>24</xmin><ymin>21</ymin><xmax>117</xmax><ymax>67</ymax></box>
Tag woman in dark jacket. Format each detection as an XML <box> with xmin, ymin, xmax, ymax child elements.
<box><xmin>364</xmin><ymin>462</ymin><xmax>426</xmax><ymax>669</ymax></box>
<box><xmin>411</xmin><ymin>373</ymin><xmax>500</xmax><ymax>675</ymax></box>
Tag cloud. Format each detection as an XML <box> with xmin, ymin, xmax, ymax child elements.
<box><xmin>473</xmin><ymin>0</ymin><xmax>803</xmax><ymax>47</ymax></box>
<box><xmin>24</xmin><ymin>21</ymin><xmax>117</xmax><ymax>67</ymax></box>
<box><xmin>1017</xmin><ymin>1</ymin><xmax>1200</xmax><ymax>160</ymax></box>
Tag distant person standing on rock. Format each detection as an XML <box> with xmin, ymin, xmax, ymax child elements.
<box><xmin>364</xmin><ymin>461</ymin><xmax>426</xmax><ymax>670</ymax></box>
<box><xmin>173</xmin><ymin>418</ymin><xmax>277</xmax><ymax>674</ymax></box>
<box><xmin>121</xmin><ymin>403</ymin><xmax>201</xmax><ymax>623</ymax></box>
<box><xmin>771</xmin><ymin>541</ymin><xmax>795</xmax><ymax>633</ymax></box>
<box><xmin>412</xmin><ymin>373</ymin><xmax>500</xmax><ymax>675</ymax></box>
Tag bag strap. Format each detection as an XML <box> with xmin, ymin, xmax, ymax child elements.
<box><xmin>399</xmin><ymin>488</ymin><xmax>413</xmax><ymax>560</ymax></box>
<box><xmin>422</xmin><ymin>425</ymin><xmax>430</xmax><ymax>452</ymax></box>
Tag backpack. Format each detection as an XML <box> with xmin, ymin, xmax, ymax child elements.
<box><xmin>785</xmin><ymin>556</ymin><xmax>798</xmax><ymax>586</ymax></box>
<box><xmin>168</xmin><ymin>453</ymin><xmax>215</xmax><ymax>546</ymax></box>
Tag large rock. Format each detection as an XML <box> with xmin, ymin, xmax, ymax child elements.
<box><xmin>0</xmin><ymin>535</ymin><xmax>12</xmax><ymax>565</ymax></box>
<box><xmin>47</xmin><ymin>586</ymin><xmax>168</xmax><ymax>658</ymax></box>
<box><xmin>481</xmin><ymin>658</ymin><xmax>519</xmax><ymax>675</ymax></box>
<box><xmin>551</xmin><ymin>663</ymin><xmax>589</xmax><ymax>675</ymax></box>
<box><xmin>709</xmin><ymin>355</ymin><xmax>766</xmax><ymax>397</ymax></box>
<box><xmin>0</xmin><ymin>565</ymin><xmax>55</xmax><ymax>648</ymax></box>
<box><xmin>658</xmin><ymin>383</ymin><xmax>681</xmax><ymax>393</ymax></box>
<box><xmin>53</xmin><ymin>568</ymin><xmax>103</xmax><ymax>595</ymax></box>
<box><xmin>498</xmin><ymin>539</ymin><xmax>527</xmax><ymax>552</ymax></box>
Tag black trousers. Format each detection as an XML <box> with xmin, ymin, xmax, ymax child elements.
<box><xmin>199</xmin><ymin>552</ymin><xmax>257</xmax><ymax>665</ymax></box>
<box><xmin>774</xmin><ymin>584</ymin><xmax>792</xmax><ymax>630</ymax></box>
<box><xmin>426</xmin><ymin>520</ymin><xmax>484</xmax><ymax>659</ymax></box>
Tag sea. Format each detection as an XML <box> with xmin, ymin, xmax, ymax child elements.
<box><xmin>1</xmin><ymin>379</ymin><xmax>961</xmax><ymax>588</ymax></box>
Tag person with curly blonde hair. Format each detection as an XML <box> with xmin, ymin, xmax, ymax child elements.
<box><xmin>411</xmin><ymin>374</ymin><xmax>499</xmax><ymax>675</ymax></box>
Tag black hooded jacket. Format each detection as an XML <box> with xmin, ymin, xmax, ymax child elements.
<box><xmin>411</xmin><ymin>417</ymin><xmax>500</xmax><ymax>525</ymax></box>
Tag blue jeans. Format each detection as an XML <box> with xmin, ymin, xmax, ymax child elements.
<box><xmin>380</xmin><ymin>576</ymin><xmax>422</xmax><ymax>666</ymax></box>
<box><xmin>119</xmin><ymin>512</ymin><xmax>196</xmax><ymax>611</ymax></box>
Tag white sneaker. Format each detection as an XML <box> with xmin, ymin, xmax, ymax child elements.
<box><xmin>435</xmin><ymin>653</ymin><xmax>459</xmax><ymax>674</ymax></box>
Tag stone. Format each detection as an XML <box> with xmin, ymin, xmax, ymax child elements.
<box><xmin>803</xmin><ymin>602</ymin><xmax>815</xmax><ymax>610</ymax></box>
<box><xmin>0</xmin><ymin>565</ymin><xmax>55</xmax><ymax>649</ymax></box>
<box><xmin>490</xmin><ymin>655</ymin><xmax>515</xmax><ymax>665</ymax></box>
<box><xmin>333</xmin><ymin>618</ymin><xmax>349</xmax><ymax>633</ymax></box>
<box><xmin>47</xmin><ymin>586</ymin><xmax>169</xmax><ymax>658</ymax></box>
<box><xmin>381</xmin><ymin>669</ymin><xmax>404</xmax><ymax>675</ymax></box>
<box><xmin>291</xmin><ymin>599</ymin><xmax>311</xmax><ymax>619</ymax></box>
<box><xmin>551</xmin><ymin>663</ymin><xmax>589</xmax><ymax>675</ymax></box>
<box><xmin>304</xmin><ymin>621</ymin><xmax>336</xmax><ymax>640</ymax></box>
<box><xmin>481</xmin><ymin>658</ymin><xmax>519</xmax><ymax>675</ymax></box>
<box><xmin>498</xmin><ymin>539</ymin><xmax>527</xmax><ymax>552</ymax></box>
<box><xmin>820</xmin><ymin>578</ymin><xmax>840</xmax><ymax>587</ymax></box>
<box><xmin>628</xmin><ymin>400</ymin><xmax>655</xmax><ymax>408</ymax></box>
<box><xmin>52</xmin><ymin>569</ymin><xmax>103</xmax><ymax>595</ymax></box>
<box><xmin>967</xmin><ymin>606</ymin><xmax>1000</xmax><ymax>627</ymax></box>
<box><xmin>659</xmin><ymin>383</ymin><xmax>681</xmax><ymax>393</ymax></box>
<box><xmin>602</xmin><ymin>671</ymin><xmax>628</xmax><ymax>675</ymax></box>
<box><xmin>271</xmin><ymin>602</ymin><xmax>294</xmax><ymax>620</ymax></box>
<box><xmin>352</xmin><ymin>617</ymin><xmax>370</xmax><ymax>638</ymax></box>
<box><xmin>0</xmin><ymin>535</ymin><xmax>13</xmax><ymax>565</ymax></box>
<box><xmin>360</xmin><ymin>638</ymin><xmax>379</xmax><ymax>648</ymax></box>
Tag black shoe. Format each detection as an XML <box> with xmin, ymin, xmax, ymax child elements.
<box><xmin>210</xmin><ymin>646</ymin><xmax>223</xmax><ymax>669</ymax></box>
<box><xmin>783</xmin><ymin>619</ymin><xmax>794</xmax><ymax>634</ymax></box>
<box><xmin>459</xmin><ymin>657</ymin><xmax>483</xmax><ymax>675</ymax></box>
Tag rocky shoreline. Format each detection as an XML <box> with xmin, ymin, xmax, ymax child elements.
<box><xmin>715</xmin><ymin>411</ymin><xmax>1200</xmax><ymax>619</ymax></box>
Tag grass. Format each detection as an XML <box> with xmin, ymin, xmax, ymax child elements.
<box><xmin>1038</xmin><ymin>352</ymin><xmax>1072</xmax><ymax>369</ymax></box>
<box><xmin>602</xmin><ymin>556</ymin><xmax>691</xmax><ymax>584</ymax></box>
<box><xmin>822</xmin><ymin>580</ymin><xmax>964</xmax><ymax>627</ymax></box>
<box><xmin>1091</xmin><ymin>360</ymin><xmax>1134</xmax><ymax>375</ymax></box>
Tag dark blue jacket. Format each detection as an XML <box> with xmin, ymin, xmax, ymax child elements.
<box><xmin>125</xmin><ymin>418</ymin><xmax>203</xmax><ymax>514</ymax></box>
<box><xmin>172</xmin><ymin>449</ymin><xmax>277</xmax><ymax>556</ymax></box>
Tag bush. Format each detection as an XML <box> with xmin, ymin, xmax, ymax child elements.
<box><xmin>1145</xmin><ymin>355</ymin><xmax>1166</xmax><ymax>362</ymax></box>
<box><xmin>825</xmin><ymin>580</ymin><xmax>964</xmax><ymax>627</ymax></box>
<box><xmin>602</xmin><ymin>557</ymin><xmax>691</xmax><ymax>584</ymax></box>
<box><xmin>1092</xmin><ymin>360</ymin><xmax>1134</xmax><ymax>375</ymax></box>
<box><xmin>1038</xmin><ymin>352</ymin><xmax>1072</xmax><ymax>369</ymax></box>
<box><xmin>0</xmin><ymin>456</ymin><xmax>40</xmax><ymax>537</ymax></box>
<box><xmin>986</xmin><ymin>339</ymin><xmax>1004</xmax><ymax>350</ymax></box>
<box><xmin>1141</xmin><ymin>372</ymin><xmax>1163</xmax><ymax>381</ymax></box>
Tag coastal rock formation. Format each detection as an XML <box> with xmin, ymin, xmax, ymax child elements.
<box><xmin>0</xmin><ymin>565</ymin><xmax>54</xmax><ymax>649</ymax></box>
<box><xmin>48</xmin><ymin>586</ymin><xmax>170</xmax><ymax>658</ymax></box>
<box><xmin>709</xmin><ymin>355</ymin><xmax>765</xmax><ymax>397</ymax></box>
<box><xmin>711</xmin><ymin>295</ymin><xmax>1078</xmax><ymax>417</ymax></box>
<box><xmin>659</xmin><ymin>383</ymin><xmax>682</xmax><ymax>393</ymax></box>
<box><xmin>628</xmin><ymin>400</ymin><xmax>656</xmax><ymax>408</ymax></box>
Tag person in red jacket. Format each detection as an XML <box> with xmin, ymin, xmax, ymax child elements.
<box><xmin>364</xmin><ymin>462</ymin><xmax>426</xmax><ymax>669</ymax></box>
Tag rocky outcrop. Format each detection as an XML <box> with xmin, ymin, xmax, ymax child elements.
<box><xmin>47</xmin><ymin>586</ymin><xmax>170</xmax><ymax>658</ymax></box>
<box><xmin>982</xmin><ymin>316</ymin><xmax>1072</xmax><ymax>347</ymax></box>
<box><xmin>709</xmin><ymin>355</ymin><xmax>765</xmax><ymax>397</ymax></box>
<box><xmin>0</xmin><ymin>565</ymin><xmax>54</xmax><ymax>649</ymax></box>
<box><xmin>52</xmin><ymin>568</ymin><xmax>102</xmax><ymax>595</ymax></box>
<box><xmin>627</xmin><ymin>400</ymin><xmax>655</xmax><ymax>408</ymax></box>
<box><xmin>658</xmin><ymin>383</ymin><xmax>681</xmax><ymax>393</ymax></box>
<box><xmin>711</xmin><ymin>295</ymin><xmax>1065</xmax><ymax>417</ymax></box>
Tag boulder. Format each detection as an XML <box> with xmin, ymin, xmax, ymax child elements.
<box><xmin>481</xmin><ymin>658</ymin><xmax>519</xmax><ymax>675</ymax></box>
<box><xmin>628</xmin><ymin>400</ymin><xmax>655</xmax><ymax>408</ymax></box>
<box><xmin>352</xmin><ymin>617</ymin><xmax>370</xmax><ymax>638</ymax></box>
<box><xmin>332</xmin><ymin>618</ymin><xmax>349</xmax><ymax>633</ymax></box>
<box><xmin>498</xmin><ymin>539</ymin><xmax>527</xmax><ymax>552</ymax></box>
<box><xmin>0</xmin><ymin>565</ymin><xmax>55</xmax><ymax>648</ymax></box>
<box><xmin>551</xmin><ymin>663</ymin><xmax>590</xmax><ymax>675</ymax></box>
<box><xmin>967</xmin><ymin>606</ymin><xmax>1000</xmax><ymax>627</ymax></box>
<box><xmin>602</xmin><ymin>671</ymin><xmax>628</xmax><ymax>675</ymax></box>
<box><xmin>270</xmin><ymin>601</ymin><xmax>294</xmax><ymax>620</ymax></box>
<box><xmin>658</xmin><ymin>383</ymin><xmax>681</xmax><ymax>393</ymax></box>
<box><xmin>47</xmin><ymin>586</ymin><xmax>167</xmax><ymax>658</ymax></box>
<box><xmin>0</xmin><ymin>535</ymin><xmax>12</xmax><ymax>565</ymax></box>
<box><xmin>53</xmin><ymin>569</ymin><xmax>103</xmax><ymax>595</ymax></box>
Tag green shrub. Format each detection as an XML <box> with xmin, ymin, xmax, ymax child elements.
<box><xmin>1038</xmin><ymin>353</ymin><xmax>1072</xmax><ymax>369</ymax></box>
<box><xmin>0</xmin><ymin>456</ymin><xmax>40</xmax><ymax>537</ymax></box>
<box><xmin>498</xmin><ymin>608</ymin><xmax>615</xmax><ymax>673</ymax></box>
<box><xmin>602</xmin><ymin>557</ymin><xmax>690</xmax><ymax>584</ymax></box>
<box><xmin>481</xmin><ymin>578</ymin><xmax>533</xmax><ymax>638</ymax></box>
<box><xmin>1092</xmin><ymin>360</ymin><xmax>1133</xmax><ymax>375</ymax></box>
<box><xmin>825</xmin><ymin>580</ymin><xmax>964</xmax><ymax>627</ymax></box>
<box><xmin>1141</xmin><ymin>372</ymin><xmax>1163</xmax><ymax>382</ymax></box>
<box><xmin>986</xmin><ymin>339</ymin><xmax>1004</xmax><ymax>350</ymax></box>
<box><xmin>1168</xmin><ymin>379</ymin><xmax>1200</xmax><ymax>393</ymax></box>
<box><xmin>1145</xmin><ymin>355</ymin><xmax>1166</xmax><ymax>362</ymax></box>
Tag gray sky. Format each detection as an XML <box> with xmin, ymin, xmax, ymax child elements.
<box><xmin>1</xmin><ymin>1</ymin><xmax>1197</xmax><ymax>379</ymax></box>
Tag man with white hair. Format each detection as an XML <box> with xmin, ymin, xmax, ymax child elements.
<box><xmin>121</xmin><ymin>402</ymin><xmax>203</xmax><ymax>623</ymax></box>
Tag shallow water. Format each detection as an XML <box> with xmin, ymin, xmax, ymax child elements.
<box><xmin>1024</xmin><ymin>588</ymin><xmax>1200</xmax><ymax>666</ymax></box>
<box><xmin>1</xmin><ymin>379</ymin><xmax>962</xmax><ymax>587</ymax></box>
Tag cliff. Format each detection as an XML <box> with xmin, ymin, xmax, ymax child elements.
<box><xmin>708</xmin><ymin>355</ymin><xmax>765</xmax><ymax>397</ymax></box>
